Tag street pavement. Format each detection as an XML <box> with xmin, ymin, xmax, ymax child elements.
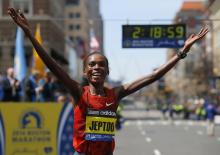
<box><xmin>114</xmin><ymin>101</ymin><xmax>220</xmax><ymax>155</ymax></box>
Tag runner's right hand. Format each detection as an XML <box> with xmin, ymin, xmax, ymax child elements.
<box><xmin>8</xmin><ymin>7</ymin><xmax>30</xmax><ymax>32</ymax></box>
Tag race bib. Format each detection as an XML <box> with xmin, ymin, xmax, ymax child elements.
<box><xmin>85</xmin><ymin>109</ymin><xmax>117</xmax><ymax>141</ymax></box>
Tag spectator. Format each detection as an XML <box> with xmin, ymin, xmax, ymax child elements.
<box><xmin>24</xmin><ymin>70</ymin><xmax>41</xmax><ymax>102</ymax></box>
<box><xmin>38</xmin><ymin>71</ymin><xmax>55</xmax><ymax>102</ymax></box>
<box><xmin>205</xmin><ymin>101</ymin><xmax>217</xmax><ymax>136</ymax></box>
<box><xmin>1</xmin><ymin>67</ymin><xmax>21</xmax><ymax>101</ymax></box>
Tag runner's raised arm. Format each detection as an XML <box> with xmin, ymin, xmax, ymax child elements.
<box><xmin>115</xmin><ymin>27</ymin><xmax>209</xmax><ymax>100</ymax></box>
<box><xmin>8</xmin><ymin>7</ymin><xmax>82</xmax><ymax>101</ymax></box>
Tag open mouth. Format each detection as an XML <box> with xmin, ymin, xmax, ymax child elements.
<box><xmin>92</xmin><ymin>72</ymin><xmax>102</xmax><ymax>77</ymax></box>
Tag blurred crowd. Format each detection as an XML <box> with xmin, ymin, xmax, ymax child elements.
<box><xmin>0</xmin><ymin>67</ymin><xmax>70</xmax><ymax>103</ymax></box>
<box><xmin>144</xmin><ymin>96</ymin><xmax>220</xmax><ymax>136</ymax></box>
<box><xmin>146</xmin><ymin>96</ymin><xmax>220</xmax><ymax>122</ymax></box>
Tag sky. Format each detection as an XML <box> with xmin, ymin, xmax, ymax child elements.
<box><xmin>100</xmin><ymin>0</ymin><xmax>186</xmax><ymax>83</ymax></box>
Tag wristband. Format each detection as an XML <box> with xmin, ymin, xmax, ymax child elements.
<box><xmin>177</xmin><ymin>51</ymin><xmax>187</xmax><ymax>59</ymax></box>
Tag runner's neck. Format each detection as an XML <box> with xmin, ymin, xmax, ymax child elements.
<box><xmin>89</xmin><ymin>85</ymin><xmax>106</xmax><ymax>97</ymax></box>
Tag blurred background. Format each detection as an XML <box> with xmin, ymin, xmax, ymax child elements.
<box><xmin>0</xmin><ymin>0</ymin><xmax>220</xmax><ymax>155</ymax></box>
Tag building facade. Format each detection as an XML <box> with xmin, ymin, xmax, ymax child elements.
<box><xmin>65</xmin><ymin>0</ymin><xmax>103</xmax><ymax>53</ymax></box>
<box><xmin>65</xmin><ymin>0</ymin><xmax>103</xmax><ymax>81</ymax></box>
<box><xmin>209</xmin><ymin>0</ymin><xmax>220</xmax><ymax>76</ymax></box>
<box><xmin>0</xmin><ymin>0</ymin><xmax>66</xmax><ymax>74</ymax></box>
<box><xmin>165</xmin><ymin>1</ymin><xmax>210</xmax><ymax>102</ymax></box>
<box><xmin>208</xmin><ymin>0</ymin><xmax>220</xmax><ymax>95</ymax></box>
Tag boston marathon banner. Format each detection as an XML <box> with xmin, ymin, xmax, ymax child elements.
<box><xmin>0</xmin><ymin>102</ymin><xmax>74</xmax><ymax>155</ymax></box>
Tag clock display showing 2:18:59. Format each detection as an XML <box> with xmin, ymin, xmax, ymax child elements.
<box><xmin>123</xmin><ymin>24</ymin><xmax>186</xmax><ymax>39</ymax></box>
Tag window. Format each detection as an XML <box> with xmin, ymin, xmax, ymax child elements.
<box><xmin>69</xmin><ymin>24</ymin><xmax>74</xmax><ymax>31</ymax></box>
<box><xmin>69</xmin><ymin>24</ymin><xmax>81</xmax><ymax>31</ymax></box>
<box><xmin>11</xmin><ymin>46</ymin><xmax>32</xmax><ymax>67</ymax></box>
<box><xmin>10</xmin><ymin>0</ymin><xmax>33</xmax><ymax>16</ymax></box>
<box><xmin>69</xmin><ymin>12</ymin><xmax>74</xmax><ymax>18</ymax></box>
<box><xmin>76</xmin><ymin>24</ymin><xmax>81</xmax><ymax>30</ymax></box>
<box><xmin>75</xmin><ymin>12</ymin><xmax>81</xmax><ymax>18</ymax></box>
<box><xmin>66</xmin><ymin>0</ymin><xmax>80</xmax><ymax>5</ymax></box>
<box><xmin>10</xmin><ymin>46</ymin><xmax>15</xmax><ymax>58</ymax></box>
<box><xmin>25</xmin><ymin>46</ymin><xmax>32</xmax><ymax>67</ymax></box>
<box><xmin>68</xmin><ymin>12</ymin><xmax>81</xmax><ymax>19</ymax></box>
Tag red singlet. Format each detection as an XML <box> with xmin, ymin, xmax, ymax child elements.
<box><xmin>73</xmin><ymin>86</ymin><xmax>118</xmax><ymax>155</ymax></box>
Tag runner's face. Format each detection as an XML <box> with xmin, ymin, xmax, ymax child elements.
<box><xmin>84</xmin><ymin>54</ymin><xmax>108</xmax><ymax>85</ymax></box>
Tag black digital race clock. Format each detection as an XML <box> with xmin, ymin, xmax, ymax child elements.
<box><xmin>122</xmin><ymin>24</ymin><xmax>186</xmax><ymax>48</ymax></box>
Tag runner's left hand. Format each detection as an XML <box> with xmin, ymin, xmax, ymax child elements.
<box><xmin>181</xmin><ymin>27</ymin><xmax>209</xmax><ymax>53</ymax></box>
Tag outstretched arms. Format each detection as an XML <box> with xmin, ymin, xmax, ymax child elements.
<box><xmin>8</xmin><ymin>8</ymin><xmax>82</xmax><ymax>102</ymax></box>
<box><xmin>115</xmin><ymin>27</ymin><xmax>209</xmax><ymax>100</ymax></box>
